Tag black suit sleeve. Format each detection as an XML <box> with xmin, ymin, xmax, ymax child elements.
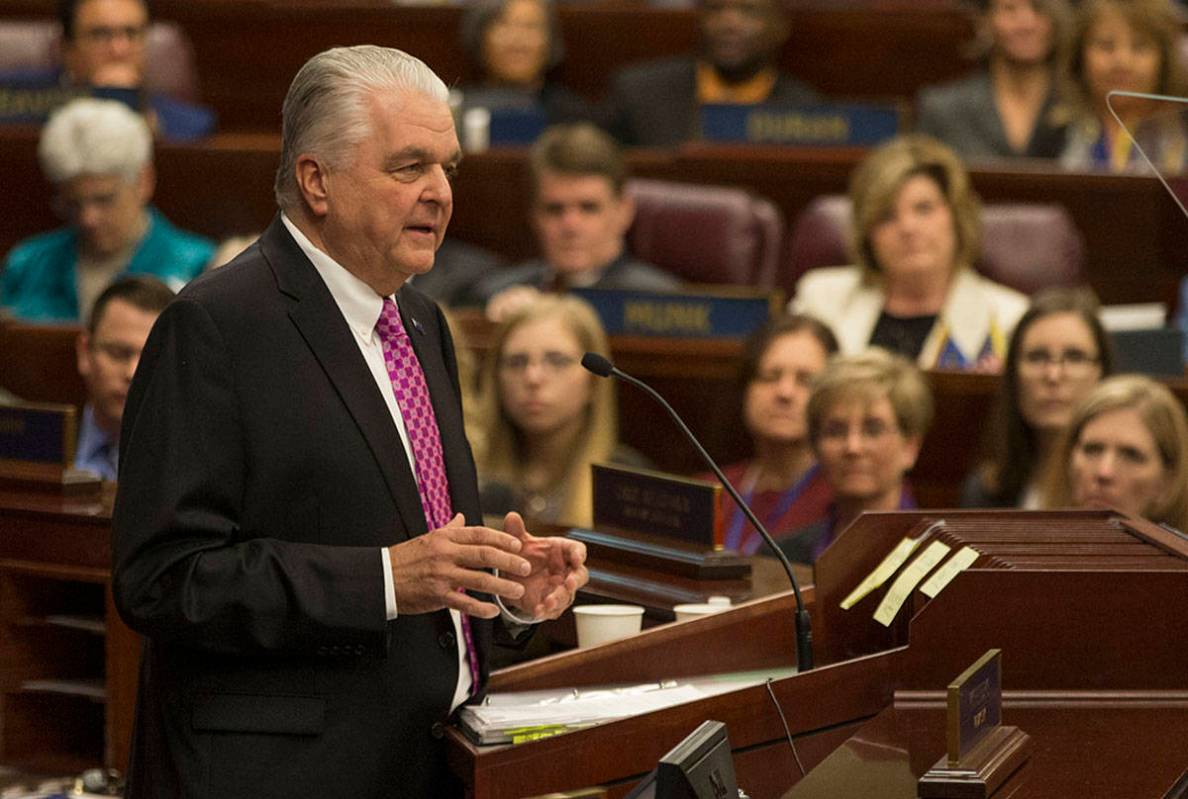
<box><xmin>112</xmin><ymin>297</ymin><xmax>388</xmax><ymax>656</ymax></box>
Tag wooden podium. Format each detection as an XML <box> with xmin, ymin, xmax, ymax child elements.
<box><xmin>451</xmin><ymin>509</ymin><xmax>1188</xmax><ymax>799</ymax></box>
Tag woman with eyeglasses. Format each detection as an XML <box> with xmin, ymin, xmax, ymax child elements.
<box><xmin>778</xmin><ymin>348</ymin><xmax>934</xmax><ymax>565</ymax></box>
<box><xmin>473</xmin><ymin>295</ymin><xmax>646</xmax><ymax>528</ymax></box>
<box><xmin>1041</xmin><ymin>375</ymin><xmax>1188</xmax><ymax>531</ymax></box>
<box><xmin>963</xmin><ymin>287</ymin><xmax>1112</xmax><ymax>508</ymax></box>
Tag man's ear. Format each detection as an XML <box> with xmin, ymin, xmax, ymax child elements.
<box><xmin>614</xmin><ymin>191</ymin><xmax>636</xmax><ymax>236</ymax></box>
<box><xmin>295</xmin><ymin>154</ymin><xmax>331</xmax><ymax>217</ymax></box>
<box><xmin>136</xmin><ymin>164</ymin><xmax>156</xmax><ymax>205</ymax></box>
<box><xmin>76</xmin><ymin>330</ymin><xmax>92</xmax><ymax>380</ymax></box>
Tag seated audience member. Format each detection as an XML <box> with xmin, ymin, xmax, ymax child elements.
<box><xmin>473</xmin><ymin>296</ymin><xmax>648</xmax><ymax>528</ymax></box>
<box><xmin>75</xmin><ymin>274</ymin><xmax>173</xmax><ymax>481</ymax></box>
<box><xmin>409</xmin><ymin>237</ymin><xmax>506</xmax><ymax>308</ymax></box>
<box><xmin>916</xmin><ymin>0</ymin><xmax>1072</xmax><ymax>161</ymax></box>
<box><xmin>963</xmin><ymin>287</ymin><xmax>1112</xmax><ymax>508</ymax></box>
<box><xmin>0</xmin><ymin>98</ymin><xmax>212</xmax><ymax>322</ymax></box>
<box><xmin>1042</xmin><ymin>374</ymin><xmax>1188</xmax><ymax>531</ymax></box>
<box><xmin>791</xmin><ymin>135</ymin><xmax>1028</xmax><ymax>370</ymax></box>
<box><xmin>472</xmin><ymin>123</ymin><xmax>680</xmax><ymax>320</ymax></box>
<box><xmin>717</xmin><ymin>313</ymin><xmax>839</xmax><ymax>555</ymax></box>
<box><xmin>778</xmin><ymin>348</ymin><xmax>933</xmax><ymax>565</ymax></box>
<box><xmin>0</xmin><ymin>0</ymin><xmax>214</xmax><ymax>140</ymax></box>
<box><xmin>455</xmin><ymin>0</ymin><xmax>593</xmax><ymax>128</ymax></box>
<box><xmin>1057</xmin><ymin>0</ymin><xmax>1188</xmax><ymax>173</ymax></box>
<box><xmin>601</xmin><ymin>0</ymin><xmax>819</xmax><ymax>147</ymax></box>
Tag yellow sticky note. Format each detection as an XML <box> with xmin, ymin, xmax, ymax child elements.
<box><xmin>873</xmin><ymin>540</ymin><xmax>951</xmax><ymax>627</ymax></box>
<box><xmin>919</xmin><ymin>546</ymin><xmax>980</xmax><ymax>598</ymax></box>
<box><xmin>840</xmin><ymin>536</ymin><xmax>922</xmax><ymax>610</ymax></box>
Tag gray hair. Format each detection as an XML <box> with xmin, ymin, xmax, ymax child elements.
<box><xmin>38</xmin><ymin>98</ymin><xmax>152</xmax><ymax>185</ymax></box>
<box><xmin>274</xmin><ymin>45</ymin><xmax>450</xmax><ymax>210</ymax></box>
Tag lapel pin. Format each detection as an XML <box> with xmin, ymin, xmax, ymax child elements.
<box><xmin>412</xmin><ymin>317</ymin><xmax>425</xmax><ymax>335</ymax></box>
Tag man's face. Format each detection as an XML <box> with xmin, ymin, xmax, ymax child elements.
<box><xmin>699</xmin><ymin>0</ymin><xmax>789</xmax><ymax>80</ymax></box>
<box><xmin>57</xmin><ymin>171</ymin><xmax>152</xmax><ymax>258</ymax></box>
<box><xmin>311</xmin><ymin>90</ymin><xmax>460</xmax><ymax>297</ymax></box>
<box><xmin>77</xmin><ymin>297</ymin><xmax>158</xmax><ymax>434</ymax></box>
<box><xmin>63</xmin><ymin>0</ymin><xmax>149</xmax><ymax>88</ymax></box>
<box><xmin>531</xmin><ymin>172</ymin><xmax>633</xmax><ymax>276</ymax></box>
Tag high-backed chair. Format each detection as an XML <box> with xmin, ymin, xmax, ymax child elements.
<box><xmin>625</xmin><ymin>178</ymin><xmax>785</xmax><ymax>290</ymax></box>
<box><xmin>783</xmin><ymin>194</ymin><xmax>1086</xmax><ymax>297</ymax></box>
<box><xmin>0</xmin><ymin>19</ymin><xmax>200</xmax><ymax>102</ymax></box>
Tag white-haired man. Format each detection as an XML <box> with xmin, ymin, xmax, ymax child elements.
<box><xmin>112</xmin><ymin>45</ymin><xmax>587</xmax><ymax>798</ymax></box>
<box><xmin>0</xmin><ymin>97</ymin><xmax>212</xmax><ymax>322</ymax></box>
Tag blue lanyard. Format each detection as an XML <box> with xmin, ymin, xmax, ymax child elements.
<box><xmin>725</xmin><ymin>464</ymin><xmax>820</xmax><ymax>553</ymax></box>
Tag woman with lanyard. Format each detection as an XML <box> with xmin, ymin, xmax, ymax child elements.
<box><xmin>713</xmin><ymin>314</ymin><xmax>839</xmax><ymax>555</ymax></box>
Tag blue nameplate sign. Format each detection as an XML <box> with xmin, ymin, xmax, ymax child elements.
<box><xmin>570</xmin><ymin>287</ymin><xmax>775</xmax><ymax>339</ymax></box>
<box><xmin>700</xmin><ymin>102</ymin><xmax>900</xmax><ymax>147</ymax></box>
<box><xmin>489</xmin><ymin>107</ymin><xmax>549</xmax><ymax>146</ymax></box>
<box><xmin>592</xmin><ymin>463</ymin><xmax>722</xmax><ymax>548</ymax></box>
<box><xmin>947</xmin><ymin>648</ymin><xmax>1002</xmax><ymax>764</ymax></box>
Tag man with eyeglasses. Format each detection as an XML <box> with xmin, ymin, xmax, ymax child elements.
<box><xmin>0</xmin><ymin>97</ymin><xmax>213</xmax><ymax>322</ymax></box>
<box><xmin>74</xmin><ymin>274</ymin><xmax>173</xmax><ymax>480</ymax></box>
<box><xmin>0</xmin><ymin>0</ymin><xmax>214</xmax><ymax>140</ymax></box>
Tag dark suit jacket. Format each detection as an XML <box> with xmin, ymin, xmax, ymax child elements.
<box><xmin>469</xmin><ymin>251</ymin><xmax>681</xmax><ymax>304</ymax></box>
<box><xmin>915</xmin><ymin>70</ymin><xmax>1065</xmax><ymax>161</ymax></box>
<box><xmin>112</xmin><ymin>217</ymin><xmax>487</xmax><ymax>798</ymax></box>
<box><xmin>601</xmin><ymin>56</ymin><xmax>820</xmax><ymax>147</ymax></box>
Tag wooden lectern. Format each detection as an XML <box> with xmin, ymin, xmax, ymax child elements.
<box><xmin>451</xmin><ymin>508</ymin><xmax>1188</xmax><ymax>799</ymax></box>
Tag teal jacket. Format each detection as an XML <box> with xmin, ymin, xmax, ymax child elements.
<box><xmin>1</xmin><ymin>208</ymin><xmax>213</xmax><ymax>322</ymax></box>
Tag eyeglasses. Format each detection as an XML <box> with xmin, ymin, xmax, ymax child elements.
<box><xmin>817</xmin><ymin>417</ymin><xmax>898</xmax><ymax>444</ymax></box>
<box><xmin>498</xmin><ymin>351</ymin><xmax>579</xmax><ymax>374</ymax></box>
<box><xmin>1019</xmin><ymin>348</ymin><xmax>1100</xmax><ymax>376</ymax></box>
<box><xmin>77</xmin><ymin>25</ymin><xmax>147</xmax><ymax>44</ymax></box>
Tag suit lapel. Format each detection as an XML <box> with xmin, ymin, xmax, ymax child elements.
<box><xmin>260</xmin><ymin>219</ymin><xmax>426</xmax><ymax>539</ymax></box>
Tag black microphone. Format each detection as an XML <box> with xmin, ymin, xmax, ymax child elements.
<box><xmin>581</xmin><ymin>352</ymin><xmax>814</xmax><ymax>672</ymax></box>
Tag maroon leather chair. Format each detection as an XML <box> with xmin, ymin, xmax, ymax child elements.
<box><xmin>0</xmin><ymin>19</ymin><xmax>200</xmax><ymax>102</ymax></box>
<box><xmin>783</xmin><ymin>194</ymin><xmax>1086</xmax><ymax>297</ymax></box>
<box><xmin>625</xmin><ymin>178</ymin><xmax>785</xmax><ymax>289</ymax></box>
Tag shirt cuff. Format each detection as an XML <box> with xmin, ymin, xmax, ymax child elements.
<box><xmin>380</xmin><ymin>547</ymin><xmax>398</xmax><ymax>620</ymax></box>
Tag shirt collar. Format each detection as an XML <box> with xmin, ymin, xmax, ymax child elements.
<box><xmin>75</xmin><ymin>404</ymin><xmax>117</xmax><ymax>480</ymax></box>
<box><xmin>280</xmin><ymin>213</ymin><xmax>391</xmax><ymax>340</ymax></box>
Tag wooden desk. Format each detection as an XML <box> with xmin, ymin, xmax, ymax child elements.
<box><xmin>0</xmin><ymin>485</ymin><xmax>137</xmax><ymax>774</ymax></box>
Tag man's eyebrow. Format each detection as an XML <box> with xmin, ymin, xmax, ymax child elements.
<box><xmin>382</xmin><ymin>147</ymin><xmax>462</xmax><ymax>169</ymax></box>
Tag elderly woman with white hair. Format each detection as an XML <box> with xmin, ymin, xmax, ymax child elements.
<box><xmin>1</xmin><ymin>97</ymin><xmax>213</xmax><ymax>322</ymax></box>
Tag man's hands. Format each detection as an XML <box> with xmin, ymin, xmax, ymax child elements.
<box><xmin>388</xmin><ymin>514</ymin><xmax>532</xmax><ymax>618</ymax></box>
<box><xmin>499</xmin><ymin>512</ymin><xmax>588</xmax><ymax>621</ymax></box>
<box><xmin>387</xmin><ymin>512</ymin><xmax>588</xmax><ymax>621</ymax></box>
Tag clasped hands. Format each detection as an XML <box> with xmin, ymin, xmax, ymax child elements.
<box><xmin>388</xmin><ymin>511</ymin><xmax>587</xmax><ymax>621</ymax></box>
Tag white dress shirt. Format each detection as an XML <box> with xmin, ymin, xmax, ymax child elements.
<box><xmin>281</xmin><ymin>214</ymin><xmax>473</xmax><ymax>711</ymax></box>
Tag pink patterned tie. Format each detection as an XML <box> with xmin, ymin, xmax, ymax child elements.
<box><xmin>376</xmin><ymin>297</ymin><xmax>481</xmax><ymax>691</ymax></box>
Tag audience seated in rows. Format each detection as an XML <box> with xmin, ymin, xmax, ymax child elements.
<box><xmin>455</xmin><ymin>0</ymin><xmax>593</xmax><ymax>130</ymax></box>
<box><xmin>0</xmin><ymin>98</ymin><xmax>213</xmax><ymax>323</ymax></box>
<box><xmin>600</xmin><ymin>0</ymin><xmax>819</xmax><ymax>147</ymax></box>
<box><xmin>714</xmin><ymin>313</ymin><xmax>838</xmax><ymax>555</ymax></box>
<box><xmin>791</xmin><ymin>135</ymin><xmax>1027</xmax><ymax>370</ymax></box>
<box><xmin>473</xmin><ymin>295</ymin><xmax>649</xmax><ymax>528</ymax></box>
<box><xmin>471</xmin><ymin>123</ymin><xmax>680</xmax><ymax>320</ymax></box>
<box><xmin>74</xmin><ymin>273</ymin><xmax>173</xmax><ymax>481</ymax></box>
<box><xmin>0</xmin><ymin>0</ymin><xmax>214</xmax><ymax>141</ymax></box>
<box><xmin>777</xmin><ymin>348</ymin><xmax>933</xmax><ymax>565</ymax></box>
<box><xmin>916</xmin><ymin>0</ymin><xmax>1072</xmax><ymax>161</ymax></box>
<box><xmin>962</xmin><ymin>287</ymin><xmax>1113</xmax><ymax>509</ymax></box>
<box><xmin>1041</xmin><ymin>374</ymin><xmax>1188</xmax><ymax>531</ymax></box>
<box><xmin>1057</xmin><ymin>0</ymin><xmax>1188</xmax><ymax>173</ymax></box>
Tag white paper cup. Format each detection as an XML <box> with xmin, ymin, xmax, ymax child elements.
<box><xmin>572</xmin><ymin>604</ymin><xmax>645</xmax><ymax>647</ymax></box>
<box><xmin>673</xmin><ymin>603</ymin><xmax>729</xmax><ymax>622</ymax></box>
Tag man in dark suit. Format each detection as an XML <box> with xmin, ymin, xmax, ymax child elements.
<box><xmin>111</xmin><ymin>45</ymin><xmax>587</xmax><ymax>798</ymax></box>
<box><xmin>601</xmin><ymin>0</ymin><xmax>819</xmax><ymax>147</ymax></box>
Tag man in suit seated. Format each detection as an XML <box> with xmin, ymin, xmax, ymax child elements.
<box><xmin>73</xmin><ymin>274</ymin><xmax>173</xmax><ymax>481</ymax></box>
<box><xmin>0</xmin><ymin>97</ymin><xmax>213</xmax><ymax>322</ymax></box>
<box><xmin>601</xmin><ymin>0</ymin><xmax>819</xmax><ymax>146</ymax></box>
<box><xmin>0</xmin><ymin>0</ymin><xmax>214</xmax><ymax>140</ymax></box>
<box><xmin>473</xmin><ymin>122</ymin><xmax>680</xmax><ymax>320</ymax></box>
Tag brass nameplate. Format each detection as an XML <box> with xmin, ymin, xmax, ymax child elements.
<box><xmin>592</xmin><ymin>463</ymin><xmax>722</xmax><ymax>548</ymax></box>
<box><xmin>947</xmin><ymin>649</ymin><xmax>1003</xmax><ymax>766</ymax></box>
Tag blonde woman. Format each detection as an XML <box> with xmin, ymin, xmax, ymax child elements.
<box><xmin>474</xmin><ymin>295</ymin><xmax>646</xmax><ymax>527</ymax></box>
<box><xmin>792</xmin><ymin>135</ymin><xmax>1028</xmax><ymax>370</ymax></box>
<box><xmin>1042</xmin><ymin>375</ymin><xmax>1188</xmax><ymax>531</ymax></box>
